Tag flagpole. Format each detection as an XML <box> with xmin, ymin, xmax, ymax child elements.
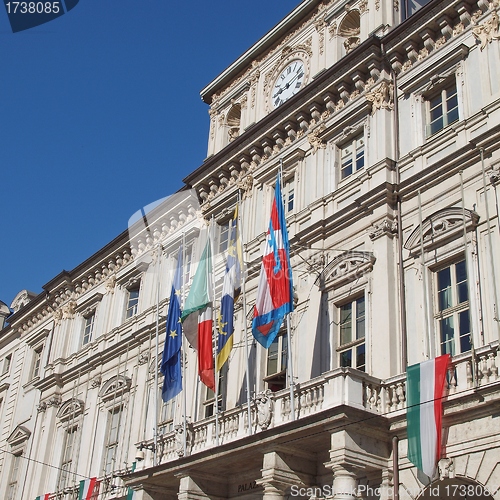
<box><xmin>279</xmin><ymin>159</ymin><xmax>296</xmax><ymax>421</ymax></box>
<box><xmin>418</xmin><ymin>190</ymin><xmax>431</xmax><ymax>359</ymax></box>
<box><xmin>238</xmin><ymin>189</ymin><xmax>253</xmax><ymax>434</ymax></box>
<box><xmin>181</xmin><ymin>233</ymin><xmax>187</xmax><ymax>457</ymax></box>
<box><xmin>153</xmin><ymin>243</ymin><xmax>161</xmax><ymax>466</ymax></box>
<box><xmin>460</xmin><ymin>171</ymin><xmax>478</xmax><ymax>388</ymax></box>
<box><xmin>210</xmin><ymin>216</ymin><xmax>220</xmax><ymax>447</ymax></box>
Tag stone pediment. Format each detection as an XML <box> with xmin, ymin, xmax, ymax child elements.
<box><xmin>316</xmin><ymin>251</ymin><xmax>376</xmax><ymax>289</ymax></box>
<box><xmin>98</xmin><ymin>375</ymin><xmax>132</xmax><ymax>402</ymax></box>
<box><xmin>57</xmin><ymin>398</ymin><xmax>85</xmax><ymax>422</ymax></box>
<box><xmin>7</xmin><ymin>424</ymin><xmax>31</xmax><ymax>448</ymax></box>
<box><xmin>404</xmin><ymin>207</ymin><xmax>479</xmax><ymax>255</ymax></box>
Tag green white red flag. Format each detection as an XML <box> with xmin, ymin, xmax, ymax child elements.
<box><xmin>78</xmin><ymin>478</ymin><xmax>99</xmax><ymax>500</ymax></box>
<box><xmin>181</xmin><ymin>235</ymin><xmax>215</xmax><ymax>391</ymax></box>
<box><xmin>35</xmin><ymin>495</ymin><xmax>50</xmax><ymax>500</ymax></box>
<box><xmin>407</xmin><ymin>354</ymin><xmax>450</xmax><ymax>478</ymax></box>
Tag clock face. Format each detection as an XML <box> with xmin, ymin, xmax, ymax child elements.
<box><xmin>272</xmin><ymin>60</ymin><xmax>305</xmax><ymax>108</ymax></box>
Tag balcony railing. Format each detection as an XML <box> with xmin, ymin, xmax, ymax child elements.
<box><xmin>149</xmin><ymin>341</ymin><xmax>499</xmax><ymax>465</ymax></box>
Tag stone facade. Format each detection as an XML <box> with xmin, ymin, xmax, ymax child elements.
<box><xmin>1</xmin><ymin>0</ymin><xmax>500</xmax><ymax>499</ymax></box>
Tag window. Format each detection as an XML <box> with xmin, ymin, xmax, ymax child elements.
<box><xmin>264</xmin><ymin>332</ymin><xmax>288</xmax><ymax>392</ymax></box>
<box><xmin>282</xmin><ymin>177</ymin><xmax>295</xmax><ymax>214</ymax></box>
<box><xmin>158</xmin><ymin>395</ymin><xmax>176</xmax><ymax>435</ymax></box>
<box><xmin>203</xmin><ymin>367</ymin><xmax>226</xmax><ymax>418</ymax></box>
<box><xmin>184</xmin><ymin>245</ymin><xmax>192</xmax><ymax>286</ymax></box>
<box><xmin>7</xmin><ymin>453</ymin><xmax>21</xmax><ymax>500</ymax></box>
<box><xmin>31</xmin><ymin>347</ymin><xmax>43</xmax><ymax>379</ymax></box>
<box><xmin>58</xmin><ymin>427</ymin><xmax>77</xmax><ymax>490</ymax></box>
<box><xmin>219</xmin><ymin>219</ymin><xmax>236</xmax><ymax>253</ymax></box>
<box><xmin>337</xmin><ymin>296</ymin><xmax>366</xmax><ymax>371</ymax></box>
<box><xmin>435</xmin><ymin>260</ymin><xmax>471</xmax><ymax>356</ymax></box>
<box><xmin>2</xmin><ymin>354</ymin><xmax>12</xmax><ymax>375</ymax></box>
<box><xmin>126</xmin><ymin>286</ymin><xmax>140</xmax><ymax>319</ymax></box>
<box><xmin>402</xmin><ymin>0</ymin><xmax>432</xmax><ymax>20</ymax></box>
<box><xmin>340</xmin><ymin>135</ymin><xmax>364</xmax><ymax>179</ymax></box>
<box><xmin>103</xmin><ymin>408</ymin><xmax>122</xmax><ymax>474</ymax></box>
<box><xmin>82</xmin><ymin>313</ymin><xmax>95</xmax><ymax>346</ymax></box>
<box><xmin>427</xmin><ymin>81</ymin><xmax>458</xmax><ymax>136</ymax></box>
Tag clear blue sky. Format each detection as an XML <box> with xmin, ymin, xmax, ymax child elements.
<box><xmin>0</xmin><ymin>1</ymin><xmax>300</xmax><ymax>307</ymax></box>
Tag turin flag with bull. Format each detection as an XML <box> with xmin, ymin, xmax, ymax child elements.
<box><xmin>252</xmin><ymin>172</ymin><xmax>294</xmax><ymax>348</ymax></box>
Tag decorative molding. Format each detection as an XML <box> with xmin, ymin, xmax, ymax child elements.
<box><xmin>489</xmin><ymin>167</ymin><xmax>500</xmax><ymax>185</ymax></box>
<box><xmin>138</xmin><ymin>352</ymin><xmax>150</xmax><ymax>365</ymax></box>
<box><xmin>255</xmin><ymin>390</ymin><xmax>274</xmax><ymax>431</ymax></box>
<box><xmin>98</xmin><ymin>375</ymin><xmax>132</xmax><ymax>402</ymax></box>
<box><xmin>10</xmin><ymin>290</ymin><xmax>37</xmax><ymax>313</ymax></box>
<box><xmin>365</xmin><ymin>81</ymin><xmax>394</xmax><ymax>115</ymax></box>
<box><xmin>57</xmin><ymin>398</ymin><xmax>85</xmax><ymax>422</ymax></box>
<box><xmin>368</xmin><ymin>218</ymin><xmax>398</xmax><ymax>240</ymax></box>
<box><xmin>7</xmin><ymin>425</ymin><xmax>31</xmax><ymax>449</ymax></box>
<box><xmin>308</xmin><ymin>125</ymin><xmax>327</xmax><ymax>153</ymax></box>
<box><xmin>472</xmin><ymin>10</ymin><xmax>500</xmax><ymax>50</ymax></box>
<box><xmin>237</xmin><ymin>174</ymin><xmax>254</xmax><ymax>199</ymax></box>
<box><xmin>316</xmin><ymin>251</ymin><xmax>376</xmax><ymax>288</ymax></box>
<box><xmin>438</xmin><ymin>458</ymin><xmax>455</xmax><ymax>480</ymax></box>
<box><xmin>90</xmin><ymin>375</ymin><xmax>102</xmax><ymax>389</ymax></box>
<box><xmin>404</xmin><ymin>207</ymin><xmax>480</xmax><ymax>255</ymax></box>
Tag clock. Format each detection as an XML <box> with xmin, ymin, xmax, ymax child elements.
<box><xmin>271</xmin><ymin>60</ymin><xmax>305</xmax><ymax>108</ymax></box>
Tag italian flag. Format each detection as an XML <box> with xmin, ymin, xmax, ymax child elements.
<box><xmin>181</xmin><ymin>236</ymin><xmax>215</xmax><ymax>391</ymax></box>
<box><xmin>407</xmin><ymin>354</ymin><xmax>450</xmax><ymax>478</ymax></box>
<box><xmin>78</xmin><ymin>478</ymin><xmax>99</xmax><ymax>500</ymax></box>
<box><xmin>35</xmin><ymin>495</ymin><xmax>50</xmax><ymax>500</ymax></box>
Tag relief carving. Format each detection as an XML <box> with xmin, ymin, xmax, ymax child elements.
<box><xmin>472</xmin><ymin>10</ymin><xmax>500</xmax><ymax>50</ymax></box>
<box><xmin>368</xmin><ymin>218</ymin><xmax>398</xmax><ymax>240</ymax></box>
<box><xmin>308</xmin><ymin>125</ymin><xmax>327</xmax><ymax>153</ymax></box>
<box><xmin>255</xmin><ymin>390</ymin><xmax>274</xmax><ymax>431</ymax></box>
<box><xmin>175</xmin><ymin>422</ymin><xmax>193</xmax><ymax>457</ymax></box>
<box><xmin>365</xmin><ymin>81</ymin><xmax>394</xmax><ymax>115</ymax></box>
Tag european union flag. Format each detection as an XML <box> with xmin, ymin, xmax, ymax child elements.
<box><xmin>161</xmin><ymin>246</ymin><xmax>183</xmax><ymax>402</ymax></box>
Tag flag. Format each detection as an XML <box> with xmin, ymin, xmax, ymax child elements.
<box><xmin>161</xmin><ymin>247</ymin><xmax>183</xmax><ymax>402</ymax></box>
<box><xmin>181</xmin><ymin>234</ymin><xmax>215</xmax><ymax>390</ymax></box>
<box><xmin>35</xmin><ymin>495</ymin><xmax>50</xmax><ymax>500</ymax></box>
<box><xmin>78</xmin><ymin>478</ymin><xmax>99</xmax><ymax>500</ymax></box>
<box><xmin>217</xmin><ymin>207</ymin><xmax>243</xmax><ymax>370</ymax></box>
<box><xmin>407</xmin><ymin>354</ymin><xmax>450</xmax><ymax>478</ymax></box>
<box><xmin>252</xmin><ymin>172</ymin><xmax>294</xmax><ymax>348</ymax></box>
<box><xmin>126</xmin><ymin>462</ymin><xmax>137</xmax><ymax>500</ymax></box>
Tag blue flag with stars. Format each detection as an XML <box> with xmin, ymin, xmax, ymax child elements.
<box><xmin>161</xmin><ymin>246</ymin><xmax>183</xmax><ymax>402</ymax></box>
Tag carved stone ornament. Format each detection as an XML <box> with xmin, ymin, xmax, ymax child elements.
<box><xmin>90</xmin><ymin>375</ymin><xmax>102</xmax><ymax>389</ymax></box>
<box><xmin>490</xmin><ymin>167</ymin><xmax>500</xmax><ymax>185</ymax></box>
<box><xmin>344</xmin><ymin>36</ymin><xmax>361</xmax><ymax>53</ymax></box>
<box><xmin>57</xmin><ymin>398</ymin><xmax>85</xmax><ymax>422</ymax></box>
<box><xmin>368</xmin><ymin>218</ymin><xmax>398</xmax><ymax>240</ymax></box>
<box><xmin>404</xmin><ymin>207</ymin><xmax>480</xmax><ymax>255</ymax></box>
<box><xmin>62</xmin><ymin>301</ymin><xmax>77</xmax><ymax>320</ymax></box>
<box><xmin>237</xmin><ymin>174</ymin><xmax>254</xmax><ymax>199</ymax></box>
<box><xmin>316</xmin><ymin>251</ymin><xmax>376</xmax><ymax>288</ymax></box>
<box><xmin>438</xmin><ymin>458</ymin><xmax>455</xmax><ymax>480</ymax></box>
<box><xmin>7</xmin><ymin>425</ymin><xmax>31</xmax><ymax>448</ymax></box>
<box><xmin>472</xmin><ymin>10</ymin><xmax>500</xmax><ymax>50</ymax></box>
<box><xmin>255</xmin><ymin>390</ymin><xmax>274</xmax><ymax>431</ymax></box>
<box><xmin>365</xmin><ymin>81</ymin><xmax>394</xmax><ymax>115</ymax></box>
<box><xmin>174</xmin><ymin>422</ymin><xmax>193</xmax><ymax>457</ymax></box>
<box><xmin>138</xmin><ymin>352</ymin><xmax>150</xmax><ymax>365</ymax></box>
<box><xmin>47</xmin><ymin>396</ymin><xmax>62</xmax><ymax>408</ymax></box>
<box><xmin>98</xmin><ymin>375</ymin><xmax>132</xmax><ymax>402</ymax></box>
<box><xmin>105</xmin><ymin>275</ymin><xmax>116</xmax><ymax>294</ymax></box>
<box><xmin>308</xmin><ymin>125</ymin><xmax>327</xmax><ymax>153</ymax></box>
<box><xmin>37</xmin><ymin>402</ymin><xmax>48</xmax><ymax>413</ymax></box>
<box><xmin>53</xmin><ymin>308</ymin><xmax>63</xmax><ymax>324</ymax></box>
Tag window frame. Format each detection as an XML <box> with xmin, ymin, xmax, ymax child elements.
<box><xmin>125</xmin><ymin>284</ymin><xmax>140</xmax><ymax>319</ymax></box>
<box><xmin>282</xmin><ymin>175</ymin><xmax>295</xmax><ymax>215</ymax></box>
<box><xmin>57</xmin><ymin>426</ymin><xmax>77</xmax><ymax>491</ymax></box>
<box><xmin>425</xmin><ymin>80</ymin><xmax>459</xmax><ymax>136</ymax></box>
<box><xmin>2</xmin><ymin>354</ymin><xmax>12</xmax><ymax>375</ymax></box>
<box><xmin>433</xmin><ymin>259</ymin><xmax>471</xmax><ymax>356</ymax></box>
<box><xmin>7</xmin><ymin>453</ymin><xmax>21</xmax><ymax>500</ymax></box>
<box><xmin>340</xmin><ymin>133</ymin><xmax>365</xmax><ymax>180</ymax></box>
<box><xmin>103</xmin><ymin>407</ymin><xmax>122</xmax><ymax>475</ymax></box>
<box><xmin>31</xmin><ymin>346</ymin><xmax>43</xmax><ymax>380</ymax></box>
<box><xmin>202</xmin><ymin>366</ymin><xmax>226</xmax><ymax>418</ymax></box>
<box><xmin>82</xmin><ymin>312</ymin><xmax>95</xmax><ymax>346</ymax></box>
<box><xmin>264</xmin><ymin>330</ymin><xmax>289</xmax><ymax>392</ymax></box>
<box><xmin>336</xmin><ymin>295</ymin><xmax>366</xmax><ymax>372</ymax></box>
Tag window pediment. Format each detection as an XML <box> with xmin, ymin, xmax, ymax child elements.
<box><xmin>7</xmin><ymin>424</ymin><xmax>31</xmax><ymax>448</ymax></box>
<box><xmin>316</xmin><ymin>251</ymin><xmax>375</xmax><ymax>289</ymax></box>
<box><xmin>57</xmin><ymin>398</ymin><xmax>85</xmax><ymax>422</ymax></box>
<box><xmin>404</xmin><ymin>207</ymin><xmax>479</xmax><ymax>255</ymax></box>
<box><xmin>98</xmin><ymin>375</ymin><xmax>131</xmax><ymax>402</ymax></box>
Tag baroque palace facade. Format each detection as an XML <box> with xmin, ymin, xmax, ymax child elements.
<box><xmin>1</xmin><ymin>0</ymin><xmax>500</xmax><ymax>498</ymax></box>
